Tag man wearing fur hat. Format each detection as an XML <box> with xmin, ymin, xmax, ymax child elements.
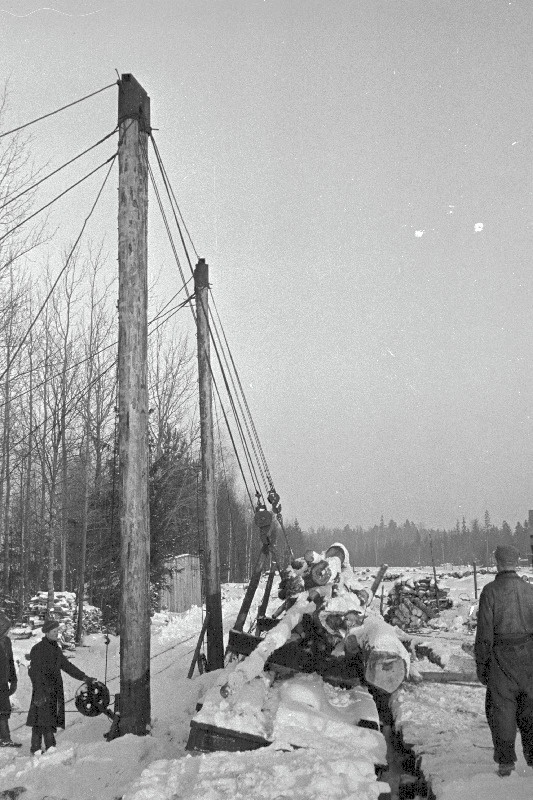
<box><xmin>474</xmin><ymin>544</ymin><xmax>533</xmax><ymax>777</ymax></box>
<box><xmin>26</xmin><ymin>619</ymin><xmax>96</xmax><ymax>754</ymax></box>
<box><xmin>0</xmin><ymin>612</ymin><xmax>21</xmax><ymax>747</ymax></box>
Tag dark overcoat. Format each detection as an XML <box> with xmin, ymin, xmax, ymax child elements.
<box><xmin>0</xmin><ymin>635</ymin><xmax>16</xmax><ymax>717</ymax></box>
<box><xmin>26</xmin><ymin>637</ymin><xmax>87</xmax><ymax>731</ymax></box>
<box><xmin>474</xmin><ymin>570</ymin><xmax>533</xmax><ymax>764</ymax></box>
<box><xmin>474</xmin><ymin>570</ymin><xmax>533</xmax><ymax>684</ymax></box>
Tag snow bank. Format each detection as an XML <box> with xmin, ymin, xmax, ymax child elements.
<box><xmin>391</xmin><ymin>682</ymin><xmax>533</xmax><ymax>798</ymax></box>
<box><xmin>123</xmin><ymin>741</ymin><xmax>390</xmax><ymax>800</ymax></box>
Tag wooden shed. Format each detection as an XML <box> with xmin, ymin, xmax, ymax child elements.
<box><xmin>160</xmin><ymin>554</ymin><xmax>203</xmax><ymax>613</ymax></box>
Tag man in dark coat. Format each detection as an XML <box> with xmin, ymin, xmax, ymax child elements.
<box><xmin>474</xmin><ymin>544</ymin><xmax>533</xmax><ymax>777</ymax></box>
<box><xmin>0</xmin><ymin>612</ymin><xmax>21</xmax><ymax>747</ymax></box>
<box><xmin>26</xmin><ymin>619</ymin><xmax>95</xmax><ymax>754</ymax></box>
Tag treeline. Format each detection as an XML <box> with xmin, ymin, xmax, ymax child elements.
<box><xmin>294</xmin><ymin>513</ymin><xmax>532</xmax><ymax>569</ymax></box>
<box><xmin>0</xmin><ymin>105</ymin><xmax>257</xmax><ymax>627</ymax></box>
<box><xmin>0</xmin><ymin>237</ymin><xmax>261</xmax><ymax>626</ymax></box>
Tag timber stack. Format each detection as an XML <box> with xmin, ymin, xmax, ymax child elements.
<box><xmin>384</xmin><ymin>577</ymin><xmax>452</xmax><ymax>631</ymax></box>
<box><xmin>25</xmin><ymin>590</ymin><xmax>103</xmax><ymax>641</ymax></box>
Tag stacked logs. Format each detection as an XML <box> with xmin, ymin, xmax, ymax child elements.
<box><xmin>26</xmin><ymin>591</ymin><xmax>77</xmax><ymax>622</ymax></box>
<box><xmin>25</xmin><ymin>591</ymin><xmax>103</xmax><ymax>645</ymax></box>
<box><xmin>0</xmin><ymin>593</ymin><xmax>20</xmax><ymax>619</ymax></box>
<box><xmin>384</xmin><ymin>577</ymin><xmax>452</xmax><ymax>631</ymax></box>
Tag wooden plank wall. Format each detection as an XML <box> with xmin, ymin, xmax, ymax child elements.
<box><xmin>160</xmin><ymin>554</ymin><xmax>203</xmax><ymax>613</ymax></box>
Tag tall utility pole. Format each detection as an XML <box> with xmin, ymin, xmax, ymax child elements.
<box><xmin>117</xmin><ymin>74</ymin><xmax>151</xmax><ymax>735</ymax></box>
<box><xmin>529</xmin><ymin>510</ymin><xmax>533</xmax><ymax>569</ymax></box>
<box><xmin>195</xmin><ymin>259</ymin><xmax>224</xmax><ymax>670</ymax></box>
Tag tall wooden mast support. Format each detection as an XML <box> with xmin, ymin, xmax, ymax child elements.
<box><xmin>117</xmin><ymin>74</ymin><xmax>151</xmax><ymax>735</ymax></box>
<box><xmin>195</xmin><ymin>259</ymin><xmax>224</xmax><ymax>670</ymax></box>
<box><xmin>529</xmin><ymin>510</ymin><xmax>533</xmax><ymax>569</ymax></box>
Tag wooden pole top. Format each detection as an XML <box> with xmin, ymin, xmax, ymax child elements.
<box><xmin>118</xmin><ymin>73</ymin><xmax>151</xmax><ymax>131</ymax></box>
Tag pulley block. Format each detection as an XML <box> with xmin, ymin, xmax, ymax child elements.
<box><xmin>75</xmin><ymin>680</ymin><xmax>111</xmax><ymax>717</ymax></box>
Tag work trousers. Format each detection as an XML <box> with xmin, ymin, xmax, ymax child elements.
<box><xmin>485</xmin><ymin>639</ymin><xmax>533</xmax><ymax>765</ymax></box>
<box><xmin>30</xmin><ymin>726</ymin><xmax>56</xmax><ymax>753</ymax></box>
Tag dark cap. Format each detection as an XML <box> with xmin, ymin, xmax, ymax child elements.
<box><xmin>494</xmin><ymin>544</ymin><xmax>520</xmax><ymax>566</ymax></box>
<box><xmin>42</xmin><ymin>619</ymin><xmax>60</xmax><ymax>634</ymax></box>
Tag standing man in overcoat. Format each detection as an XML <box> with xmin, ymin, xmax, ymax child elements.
<box><xmin>0</xmin><ymin>612</ymin><xmax>21</xmax><ymax>747</ymax></box>
<box><xmin>474</xmin><ymin>544</ymin><xmax>533</xmax><ymax>777</ymax></box>
<box><xmin>26</xmin><ymin>619</ymin><xmax>95</xmax><ymax>754</ymax></box>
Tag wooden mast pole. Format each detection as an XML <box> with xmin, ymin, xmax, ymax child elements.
<box><xmin>117</xmin><ymin>74</ymin><xmax>151</xmax><ymax>735</ymax></box>
<box><xmin>195</xmin><ymin>258</ymin><xmax>224</xmax><ymax>670</ymax></box>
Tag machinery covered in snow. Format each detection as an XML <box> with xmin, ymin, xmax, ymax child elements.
<box><xmin>186</xmin><ymin>505</ymin><xmax>412</xmax><ymax>774</ymax></box>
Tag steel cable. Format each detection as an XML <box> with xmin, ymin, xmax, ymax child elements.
<box><xmin>0</xmin><ymin>128</ymin><xmax>118</xmax><ymax>213</ymax></box>
<box><xmin>0</xmin><ymin>82</ymin><xmax>117</xmax><ymax>139</ymax></box>
<box><xmin>0</xmin><ymin>154</ymin><xmax>117</xmax><ymax>384</ymax></box>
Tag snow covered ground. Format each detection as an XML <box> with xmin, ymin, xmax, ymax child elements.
<box><xmin>390</xmin><ymin>567</ymin><xmax>533</xmax><ymax>800</ymax></box>
<box><xmin>1</xmin><ymin>569</ymin><xmax>532</xmax><ymax>799</ymax></box>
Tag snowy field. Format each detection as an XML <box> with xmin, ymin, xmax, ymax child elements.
<box><xmin>1</xmin><ymin>570</ymin><xmax>532</xmax><ymax>799</ymax></box>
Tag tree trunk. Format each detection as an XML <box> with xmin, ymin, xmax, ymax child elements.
<box><xmin>60</xmin><ymin>397</ymin><xmax>68</xmax><ymax>591</ymax></box>
<box><xmin>1</xmin><ymin>352</ymin><xmax>10</xmax><ymax>590</ymax></box>
<box><xmin>345</xmin><ymin>616</ymin><xmax>410</xmax><ymax>694</ymax></box>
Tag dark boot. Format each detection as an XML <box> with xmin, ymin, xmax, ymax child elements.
<box><xmin>0</xmin><ymin>716</ymin><xmax>21</xmax><ymax>747</ymax></box>
<box><xmin>30</xmin><ymin>726</ymin><xmax>43</xmax><ymax>754</ymax></box>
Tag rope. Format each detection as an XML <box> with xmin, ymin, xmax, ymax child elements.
<box><xmin>215</xmin><ymin>398</ymin><xmax>236</xmax><ymax>581</ymax></box>
<box><xmin>8</xmin><ymin>356</ymin><xmax>117</xmax><ymax>456</ymax></box>
<box><xmin>139</xmin><ymin>137</ymin><xmax>261</xmax><ymax>503</ymax></box>
<box><xmin>0</xmin><ymin>154</ymin><xmax>116</xmax><ymax>248</ymax></box>
<box><xmin>147</xmin><ymin>295</ymin><xmax>195</xmax><ymax>337</ymax></box>
<box><xmin>102</xmin><ymin>380</ymin><xmax>119</xmax><ymax>622</ymax></box>
<box><xmin>0</xmin><ymin>153</ymin><xmax>117</xmax><ymax>384</ymax></box>
<box><xmin>150</xmin><ymin>133</ymin><xmax>276</xmax><ymax>505</ymax></box>
<box><xmin>207</xmin><ymin>300</ymin><xmax>270</xmax><ymax>494</ymax></box>
<box><xmin>151</xmin><ymin>276</ymin><xmax>193</xmax><ymax>322</ymax></box>
<box><xmin>0</xmin><ymin>82</ymin><xmax>117</xmax><ymax>139</ymax></box>
<box><xmin>0</xmin><ymin>339</ymin><xmax>117</xmax><ymax>409</ymax></box>
<box><xmin>141</xmin><ymin>132</ymin><xmax>272</xmax><ymax>508</ymax></box>
<box><xmin>5</xmin><ymin>276</ymin><xmax>195</xmax><ymax>455</ymax></box>
<box><xmin>150</xmin><ymin>135</ymin><xmax>198</xmax><ymax>263</ymax></box>
<box><xmin>1</xmin><ymin>277</ymin><xmax>193</xmax><ymax>410</ymax></box>
<box><xmin>140</xmin><ymin>137</ymin><xmax>190</xmax><ymax>295</ymax></box>
<box><xmin>210</xmin><ymin>290</ymin><xmax>274</xmax><ymax>491</ymax></box>
<box><xmin>0</xmin><ymin>128</ymin><xmax>118</xmax><ymax>213</ymax></box>
<box><xmin>212</xmin><ymin>380</ymin><xmax>256</xmax><ymax>510</ymax></box>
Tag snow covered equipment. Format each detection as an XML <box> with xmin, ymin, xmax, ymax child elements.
<box><xmin>188</xmin><ymin>538</ymin><xmax>403</xmax><ymax>763</ymax></box>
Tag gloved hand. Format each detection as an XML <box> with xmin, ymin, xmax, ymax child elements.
<box><xmin>84</xmin><ymin>676</ymin><xmax>97</xmax><ymax>684</ymax></box>
<box><xmin>8</xmin><ymin>680</ymin><xmax>17</xmax><ymax>696</ymax></box>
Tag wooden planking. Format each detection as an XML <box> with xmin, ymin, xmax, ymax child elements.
<box><xmin>420</xmin><ymin>670</ymin><xmax>482</xmax><ymax>685</ymax></box>
<box><xmin>160</xmin><ymin>554</ymin><xmax>202</xmax><ymax>613</ymax></box>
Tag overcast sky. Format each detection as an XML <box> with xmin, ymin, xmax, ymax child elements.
<box><xmin>0</xmin><ymin>0</ymin><xmax>532</xmax><ymax>531</ymax></box>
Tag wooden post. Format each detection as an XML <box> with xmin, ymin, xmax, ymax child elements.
<box><xmin>117</xmin><ymin>74</ymin><xmax>151</xmax><ymax>735</ymax></box>
<box><xmin>195</xmin><ymin>258</ymin><xmax>224</xmax><ymax>670</ymax></box>
<box><xmin>429</xmin><ymin>533</ymin><xmax>439</xmax><ymax>607</ymax></box>
<box><xmin>473</xmin><ymin>561</ymin><xmax>478</xmax><ymax>600</ymax></box>
<box><xmin>529</xmin><ymin>511</ymin><xmax>533</xmax><ymax>569</ymax></box>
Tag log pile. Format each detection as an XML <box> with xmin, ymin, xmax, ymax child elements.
<box><xmin>0</xmin><ymin>593</ymin><xmax>20</xmax><ymax>618</ymax></box>
<box><xmin>384</xmin><ymin>577</ymin><xmax>452</xmax><ymax>631</ymax></box>
<box><xmin>25</xmin><ymin>591</ymin><xmax>103</xmax><ymax>645</ymax></box>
